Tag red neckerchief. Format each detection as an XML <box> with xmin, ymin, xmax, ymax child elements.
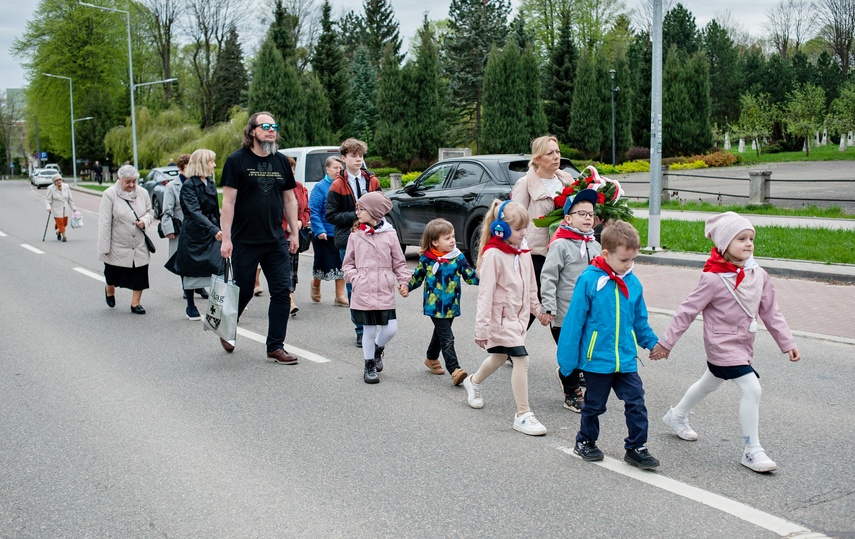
<box><xmin>481</xmin><ymin>236</ymin><xmax>530</xmax><ymax>256</ymax></box>
<box><xmin>591</xmin><ymin>256</ymin><xmax>629</xmax><ymax>298</ymax></box>
<box><xmin>359</xmin><ymin>223</ymin><xmax>375</xmax><ymax>234</ymax></box>
<box><xmin>703</xmin><ymin>247</ymin><xmax>746</xmax><ymax>289</ymax></box>
<box><xmin>549</xmin><ymin>225</ymin><xmax>596</xmax><ymax>247</ymax></box>
<box><xmin>424</xmin><ymin>248</ymin><xmax>451</xmax><ymax>263</ymax></box>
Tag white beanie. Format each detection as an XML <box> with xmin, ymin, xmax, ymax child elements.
<box><xmin>705</xmin><ymin>211</ymin><xmax>755</xmax><ymax>253</ymax></box>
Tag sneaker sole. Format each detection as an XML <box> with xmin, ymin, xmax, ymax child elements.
<box><xmin>563</xmin><ymin>402</ymin><xmax>582</xmax><ymax>413</ymax></box>
<box><xmin>624</xmin><ymin>456</ymin><xmax>660</xmax><ymax>469</ymax></box>
<box><xmin>513</xmin><ymin>424</ymin><xmax>547</xmax><ymax>436</ymax></box>
<box><xmin>187</xmin><ymin>316</ymin><xmax>202</xmax><ymax>321</ymax></box>
<box><xmin>741</xmin><ymin>461</ymin><xmax>777</xmax><ymax>473</ymax></box>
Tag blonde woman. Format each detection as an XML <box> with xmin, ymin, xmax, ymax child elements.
<box><xmin>44</xmin><ymin>174</ymin><xmax>78</xmax><ymax>242</ymax></box>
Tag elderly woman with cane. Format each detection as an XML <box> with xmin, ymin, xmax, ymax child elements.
<box><xmin>98</xmin><ymin>164</ymin><xmax>154</xmax><ymax>314</ymax></box>
<box><xmin>44</xmin><ymin>174</ymin><xmax>78</xmax><ymax>242</ymax></box>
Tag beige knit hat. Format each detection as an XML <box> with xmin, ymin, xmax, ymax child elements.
<box><xmin>705</xmin><ymin>211</ymin><xmax>755</xmax><ymax>253</ymax></box>
<box><xmin>357</xmin><ymin>191</ymin><xmax>392</xmax><ymax>222</ymax></box>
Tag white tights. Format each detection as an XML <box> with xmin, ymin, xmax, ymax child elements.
<box><xmin>673</xmin><ymin>368</ymin><xmax>763</xmax><ymax>451</ymax></box>
<box><xmin>362</xmin><ymin>320</ymin><xmax>398</xmax><ymax>361</ymax></box>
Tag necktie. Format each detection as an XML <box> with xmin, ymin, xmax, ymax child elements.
<box><xmin>355</xmin><ymin>176</ymin><xmax>362</xmax><ymax>199</ymax></box>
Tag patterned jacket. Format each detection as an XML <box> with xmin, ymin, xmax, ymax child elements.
<box><xmin>408</xmin><ymin>250</ymin><xmax>479</xmax><ymax>318</ymax></box>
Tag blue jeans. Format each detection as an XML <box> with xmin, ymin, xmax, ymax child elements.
<box><xmin>232</xmin><ymin>239</ymin><xmax>292</xmax><ymax>352</ymax></box>
<box><xmin>340</xmin><ymin>248</ymin><xmax>363</xmax><ymax>336</ymax></box>
<box><xmin>576</xmin><ymin>371</ymin><xmax>648</xmax><ymax>449</ymax></box>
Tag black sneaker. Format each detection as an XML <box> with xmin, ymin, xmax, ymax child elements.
<box><xmin>563</xmin><ymin>388</ymin><xmax>584</xmax><ymax>413</ymax></box>
<box><xmin>363</xmin><ymin>359</ymin><xmax>379</xmax><ymax>384</ymax></box>
<box><xmin>578</xmin><ymin>372</ymin><xmax>586</xmax><ymax>387</ymax></box>
<box><xmin>356</xmin><ymin>333</ymin><xmax>363</xmax><ymax>348</ymax></box>
<box><xmin>374</xmin><ymin>345</ymin><xmax>384</xmax><ymax>372</ymax></box>
<box><xmin>624</xmin><ymin>447</ymin><xmax>660</xmax><ymax>469</ymax></box>
<box><xmin>574</xmin><ymin>440</ymin><xmax>604</xmax><ymax>461</ymax></box>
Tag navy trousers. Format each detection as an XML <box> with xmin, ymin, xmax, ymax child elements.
<box><xmin>576</xmin><ymin>371</ymin><xmax>649</xmax><ymax>449</ymax></box>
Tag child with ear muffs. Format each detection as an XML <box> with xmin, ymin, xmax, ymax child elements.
<box><xmin>464</xmin><ymin>199</ymin><xmax>551</xmax><ymax>436</ymax></box>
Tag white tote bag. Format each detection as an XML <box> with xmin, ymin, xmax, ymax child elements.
<box><xmin>70</xmin><ymin>211</ymin><xmax>84</xmax><ymax>229</ymax></box>
<box><xmin>203</xmin><ymin>257</ymin><xmax>239</xmax><ymax>345</ymax></box>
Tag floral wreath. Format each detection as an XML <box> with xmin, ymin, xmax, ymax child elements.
<box><xmin>532</xmin><ymin>166</ymin><xmax>633</xmax><ymax>229</ymax></box>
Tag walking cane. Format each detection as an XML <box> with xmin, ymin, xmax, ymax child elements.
<box><xmin>42</xmin><ymin>212</ymin><xmax>50</xmax><ymax>241</ymax></box>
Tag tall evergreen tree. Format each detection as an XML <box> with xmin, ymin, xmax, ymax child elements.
<box><xmin>482</xmin><ymin>44</ymin><xmax>532</xmax><ymax>154</ymax></box>
<box><xmin>545</xmin><ymin>9</ymin><xmax>577</xmax><ymax>141</ymax></box>
<box><xmin>702</xmin><ymin>20</ymin><xmax>739</xmax><ymax>131</ymax></box>
<box><xmin>343</xmin><ymin>46</ymin><xmax>378</xmax><ymax>147</ymax></box>
<box><xmin>510</xmin><ymin>12</ymin><xmax>535</xmax><ymax>49</ymax></box>
<box><xmin>442</xmin><ymin>0</ymin><xmax>511</xmax><ymax>148</ymax></box>
<box><xmin>663</xmin><ymin>3</ymin><xmax>699</xmax><ymax>56</ymax></box>
<box><xmin>247</xmin><ymin>37</ymin><xmax>305</xmax><ymax>147</ymax></box>
<box><xmin>211</xmin><ymin>25</ymin><xmax>248</xmax><ymax>124</ymax></box>
<box><xmin>302</xmin><ymin>71</ymin><xmax>334</xmax><ymax>145</ymax></box>
<box><xmin>339</xmin><ymin>10</ymin><xmax>367</xmax><ymax>62</ymax></box>
<box><xmin>410</xmin><ymin>16</ymin><xmax>451</xmax><ymax>163</ymax></box>
<box><xmin>628</xmin><ymin>31</ymin><xmax>652</xmax><ymax>149</ymax></box>
<box><xmin>686</xmin><ymin>50</ymin><xmax>713</xmax><ymax>151</ymax></box>
<box><xmin>568</xmin><ymin>51</ymin><xmax>603</xmax><ymax>156</ymax></box>
<box><xmin>271</xmin><ymin>0</ymin><xmax>299</xmax><ymax>66</ymax></box>
<box><xmin>610</xmin><ymin>51</ymin><xmax>634</xmax><ymax>160</ymax></box>
<box><xmin>313</xmin><ymin>0</ymin><xmax>348</xmax><ymax>134</ymax></box>
<box><xmin>375</xmin><ymin>46</ymin><xmax>412</xmax><ymax>164</ymax></box>
<box><xmin>662</xmin><ymin>47</ymin><xmax>712</xmax><ymax>155</ymax></box>
<box><xmin>364</xmin><ymin>0</ymin><xmax>403</xmax><ymax>67</ymax></box>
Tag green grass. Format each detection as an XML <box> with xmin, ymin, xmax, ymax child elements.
<box><xmin>728</xmin><ymin>143</ymin><xmax>855</xmax><ymax>164</ymax></box>
<box><xmin>633</xmin><ymin>218</ymin><xmax>855</xmax><ymax>264</ymax></box>
<box><xmin>627</xmin><ymin>200</ymin><xmax>855</xmax><ymax>218</ymax></box>
<box><xmin>78</xmin><ymin>184</ymin><xmax>110</xmax><ymax>192</ymax></box>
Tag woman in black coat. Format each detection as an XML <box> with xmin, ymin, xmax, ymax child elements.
<box><xmin>165</xmin><ymin>149</ymin><xmax>223</xmax><ymax>320</ymax></box>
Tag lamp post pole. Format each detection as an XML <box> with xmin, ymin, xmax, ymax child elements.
<box><xmin>79</xmin><ymin>2</ymin><xmax>136</xmax><ymax>169</ymax></box>
<box><xmin>42</xmin><ymin>73</ymin><xmax>77</xmax><ymax>184</ymax></box>
<box><xmin>609</xmin><ymin>69</ymin><xmax>617</xmax><ymax>168</ymax></box>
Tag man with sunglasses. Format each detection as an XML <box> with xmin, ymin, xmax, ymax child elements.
<box><xmin>218</xmin><ymin>111</ymin><xmax>300</xmax><ymax>364</ymax></box>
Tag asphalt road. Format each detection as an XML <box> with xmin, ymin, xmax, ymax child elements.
<box><xmin>1</xmin><ymin>180</ymin><xmax>853</xmax><ymax>538</ymax></box>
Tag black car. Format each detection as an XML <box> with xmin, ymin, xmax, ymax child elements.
<box><xmin>386</xmin><ymin>155</ymin><xmax>579</xmax><ymax>260</ymax></box>
<box><xmin>141</xmin><ymin>166</ymin><xmax>180</xmax><ymax>219</ymax></box>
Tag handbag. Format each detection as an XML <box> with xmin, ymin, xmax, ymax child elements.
<box><xmin>157</xmin><ymin>217</ymin><xmax>181</xmax><ymax>239</ymax></box>
<box><xmin>70</xmin><ymin>211</ymin><xmax>84</xmax><ymax>229</ymax></box>
<box><xmin>203</xmin><ymin>257</ymin><xmax>239</xmax><ymax>345</ymax></box>
<box><xmin>125</xmin><ymin>199</ymin><xmax>156</xmax><ymax>254</ymax></box>
<box><xmin>298</xmin><ymin>227</ymin><xmax>313</xmax><ymax>253</ymax></box>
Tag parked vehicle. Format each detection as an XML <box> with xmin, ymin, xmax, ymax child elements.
<box><xmin>386</xmin><ymin>155</ymin><xmax>579</xmax><ymax>261</ymax></box>
<box><xmin>31</xmin><ymin>169</ymin><xmax>57</xmax><ymax>188</ymax></box>
<box><xmin>141</xmin><ymin>166</ymin><xmax>180</xmax><ymax>219</ymax></box>
<box><xmin>278</xmin><ymin>146</ymin><xmax>340</xmax><ymax>193</ymax></box>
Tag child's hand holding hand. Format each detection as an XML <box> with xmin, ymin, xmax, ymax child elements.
<box><xmin>537</xmin><ymin>312</ymin><xmax>553</xmax><ymax>326</ymax></box>
<box><xmin>787</xmin><ymin>348</ymin><xmax>801</xmax><ymax>362</ymax></box>
<box><xmin>650</xmin><ymin>343</ymin><xmax>670</xmax><ymax>360</ymax></box>
<box><xmin>475</xmin><ymin>339</ymin><xmax>487</xmax><ymax>349</ymax></box>
<box><xmin>398</xmin><ymin>284</ymin><xmax>409</xmax><ymax>297</ymax></box>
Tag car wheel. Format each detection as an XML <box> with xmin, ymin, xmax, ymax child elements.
<box><xmin>467</xmin><ymin>223</ymin><xmax>482</xmax><ymax>265</ymax></box>
<box><xmin>152</xmin><ymin>196</ymin><xmax>162</xmax><ymax>219</ymax></box>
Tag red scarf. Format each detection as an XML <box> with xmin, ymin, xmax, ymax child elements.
<box><xmin>703</xmin><ymin>247</ymin><xmax>746</xmax><ymax>289</ymax></box>
<box><xmin>481</xmin><ymin>236</ymin><xmax>531</xmax><ymax>256</ymax></box>
<box><xmin>549</xmin><ymin>226</ymin><xmax>596</xmax><ymax>247</ymax></box>
<box><xmin>424</xmin><ymin>248</ymin><xmax>451</xmax><ymax>263</ymax></box>
<box><xmin>591</xmin><ymin>256</ymin><xmax>629</xmax><ymax>298</ymax></box>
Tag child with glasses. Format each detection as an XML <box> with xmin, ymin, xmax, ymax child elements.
<box><xmin>652</xmin><ymin>212</ymin><xmax>800</xmax><ymax>473</ymax></box>
<box><xmin>540</xmin><ymin>189</ymin><xmax>602</xmax><ymax>413</ymax></box>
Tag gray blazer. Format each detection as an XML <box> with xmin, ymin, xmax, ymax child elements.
<box><xmin>161</xmin><ymin>177</ymin><xmax>184</xmax><ymax>236</ymax></box>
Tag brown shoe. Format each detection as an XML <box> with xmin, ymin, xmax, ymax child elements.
<box><xmin>334</xmin><ymin>295</ymin><xmax>349</xmax><ymax>307</ymax></box>
<box><xmin>220</xmin><ymin>338</ymin><xmax>235</xmax><ymax>353</ymax></box>
<box><xmin>451</xmin><ymin>368</ymin><xmax>468</xmax><ymax>386</ymax></box>
<box><xmin>267</xmin><ymin>348</ymin><xmax>298</xmax><ymax>365</ymax></box>
<box><xmin>424</xmin><ymin>358</ymin><xmax>445</xmax><ymax>375</ymax></box>
<box><xmin>310</xmin><ymin>284</ymin><xmax>321</xmax><ymax>302</ymax></box>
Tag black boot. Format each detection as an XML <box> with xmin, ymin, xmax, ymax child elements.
<box><xmin>364</xmin><ymin>359</ymin><xmax>379</xmax><ymax>384</ymax></box>
<box><xmin>374</xmin><ymin>346</ymin><xmax>385</xmax><ymax>372</ymax></box>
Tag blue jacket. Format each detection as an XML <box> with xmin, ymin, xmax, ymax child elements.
<box><xmin>408</xmin><ymin>252</ymin><xmax>479</xmax><ymax>318</ymax></box>
<box><xmin>557</xmin><ymin>265</ymin><xmax>658</xmax><ymax>375</ymax></box>
<box><xmin>309</xmin><ymin>175</ymin><xmax>336</xmax><ymax>237</ymax></box>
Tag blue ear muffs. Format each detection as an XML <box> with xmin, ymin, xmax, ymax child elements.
<box><xmin>489</xmin><ymin>200</ymin><xmax>512</xmax><ymax>238</ymax></box>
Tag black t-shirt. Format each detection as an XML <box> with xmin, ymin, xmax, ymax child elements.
<box><xmin>221</xmin><ymin>147</ymin><xmax>296</xmax><ymax>244</ymax></box>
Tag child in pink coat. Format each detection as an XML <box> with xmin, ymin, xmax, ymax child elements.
<box><xmin>342</xmin><ymin>191</ymin><xmax>410</xmax><ymax>384</ymax></box>
<box><xmin>464</xmin><ymin>199</ymin><xmax>550</xmax><ymax>436</ymax></box>
<box><xmin>651</xmin><ymin>212</ymin><xmax>801</xmax><ymax>473</ymax></box>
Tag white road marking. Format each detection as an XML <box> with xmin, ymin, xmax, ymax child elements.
<box><xmin>21</xmin><ymin>244</ymin><xmax>45</xmax><ymax>254</ymax></box>
<box><xmin>0</xmin><ymin>230</ymin><xmax>7</xmax><ymax>237</ymax></box>
<box><xmin>556</xmin><ymin>446</ymin><xmax>825</xmax><ymax>538</ymax></box>
<box><xmin>237</xmin><ymin>327</ymin><xmax>331</xmax><ymax>363</ymax></box>
<box><xmin>73</xmin><ymin>267</ymin><xmax>106</xmax><ymax>282</ymax></box>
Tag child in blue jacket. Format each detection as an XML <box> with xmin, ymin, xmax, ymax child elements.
<box><xmin>557</xmin><ymin>220</ymin><xmax>661</xmax><ymax>469</ymax></box>
<box><xmin>408</xmin><ymin>219</ymin><xmax>479</xmax><ymax>385</ymax></box>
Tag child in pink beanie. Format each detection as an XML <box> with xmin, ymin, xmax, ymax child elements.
<box><xmin>651</xmin><ymin>211</ymin><xmax>801</xmax><ymax>473</ymax></box>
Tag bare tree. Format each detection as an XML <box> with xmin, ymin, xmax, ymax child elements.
<box><xmin>765</xmin><ymin>0</ymin><xmax>818</xmax><ymax>56</ymax></box>
<box><xmin>186</xmin><ymin>0</ymin><xmax>249</xmax><ymax>127</ymax></box>
<box><xmin>631</xmin><ymin>0</ymin><xmax>675</xmax><ymax>34</ymax></box>
<box><xmin>141</xmin><ymin>0</ymin><xmax>183</xmax><ymax>102</ymax></box>
<box><xmin>0</xmin><ymin>91</ymin><xmax>27</xmax><ymax>177</ymax></box>
<box><xmin>816</xmin><ymin>0</ymin><xmax>855</xmax><ymax>73</ymax></box>
<box><xmin>263</xmin><ymin>0</ymin><xmax>321</xmax><ymax>70</ymax></box>
<box><xmin>714</xmin><ymin>10</ymin><xmax>755</xmax><ymax>48</ymax></box>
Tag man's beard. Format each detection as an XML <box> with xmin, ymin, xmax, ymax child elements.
<box><xmin>259</xmin><ymin>139</ymin><xmax>278</xmax><ymax>155</ymax></box>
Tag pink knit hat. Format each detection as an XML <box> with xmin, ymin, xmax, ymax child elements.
<box><xmin>705</xmin><ymin>211</ymin><xmax>755</xmax><ymax>253</ymax></box>
<box><xmin>357</xmin><ymin>191</ymin><xmax>392</xmax><ymax>222</ymax></box>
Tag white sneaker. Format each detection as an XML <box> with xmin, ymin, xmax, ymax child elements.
<box><xmin>463</xmin><ymin>376</ymin><xmax>483</xmax><ymax>409</ymax></box>
<box><xmin>663</xmin><ymin>408</ymin><xmax>698</xmax><ymax>441</ymax></box>
<box><xmin>513</xmin><ymin>412</ymin><xmax>547</xmax><ymax>436</ymax></box>
<box><xmin>742</xmin><ymin>448</ymin><xmax>778</xmax><ymax>473</ymax></box>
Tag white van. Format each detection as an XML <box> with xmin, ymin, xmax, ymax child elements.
<box><xmin>278</xmin><ymin>146</ymin><xmax>340</xmax><ymax>194</ymax></box>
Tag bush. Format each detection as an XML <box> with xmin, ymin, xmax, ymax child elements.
<box><xmin>371</xmin><ymin>167</ymin><xmax>402</xmax><ymax>176</ymax></box>
<box><xmin>662</xmin><ymin>156</ymin><xmax>688</xmax><ymax>166</ymax></box>
<box><xmin>615</xmin><ymin>160</ymin><xmax>650</xmax><ymax>173</ymax></box>
<box><xmin>625</xmin><ymin>146</ymin><xmax>650</xmax><ymax>161</ymax></box>
<box><xmin>670</xmin><ymin>160</ymin><xmax>708</xmax><ymax>170</ymax></box>
<box><xmin>364</xmin><ymin>156</ymin><xmax>385</xmax><ymax>168</ymax></box>
<box><xmin>402</xmin><ymin>171</ymin><xmax>421</xmax><ymax>185</ymax></box>
<box><xmin>763</xmin><ymin>142</ymin><xmax>785</xmax><ymax>154</ymax></box>
<box><xmin>558</xmin><ymin>144</ymin><xmax>585</xmax><ymax>160</ymax></box>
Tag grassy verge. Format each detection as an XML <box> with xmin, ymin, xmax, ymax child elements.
<box><xmin>727</xmin><ymin>143</ymin><xmax>855</xmax><ymax>163</ymax></box>
<box><xmin>79</xmin><ymin>184</ymin><xmax>110</xmax><ymax>192</ymax></box>
<box><xmin>633</xmin><ymin>218</ymin><xmax>855</xmax><ymax>264</ymax></box>
<box><xmin>627</xmin><ymin>200</ymin><xmax>855</xmax><ymax>218</ymax></box>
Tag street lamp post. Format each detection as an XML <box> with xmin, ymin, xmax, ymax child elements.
<box><xmin>42</xmin><ymin>73</ymin><xmax>78</xmax><ymax>184</ymax></box>
<box><xmin>79</xmin><ymin>2</ymin><xmax>136</xmax><ymax>169</ymax></box>
<box><xmin>609</xmin><ymin>69</ymin><xmax>618</xmax><ymax>168</ymax></box>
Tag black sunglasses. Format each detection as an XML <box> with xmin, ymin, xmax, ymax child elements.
<box><xmin>257</xmin><ymin>123</ymin><xmax>279</xmax><ymax>132</ymax></box>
